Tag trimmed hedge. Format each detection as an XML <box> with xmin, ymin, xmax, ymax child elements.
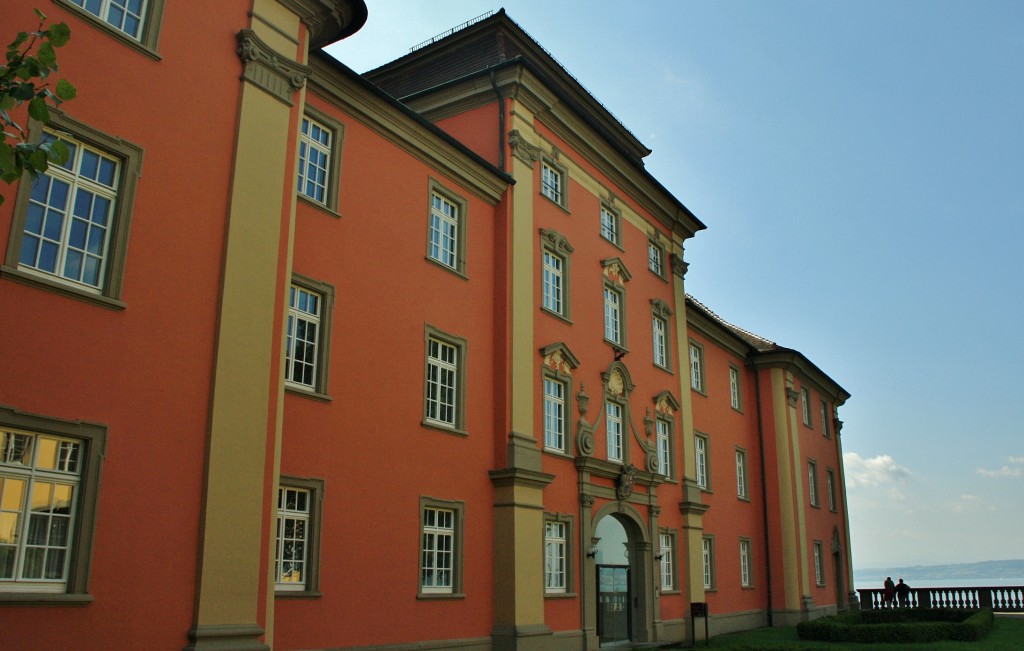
<box><xmin>796</xmin><ymin>608</ymin><xmax>994</xmax><ymax>644</ymax></box>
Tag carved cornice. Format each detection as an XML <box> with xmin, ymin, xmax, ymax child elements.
<box><xmin>650</xmin><ymin>298</ymin><xmax>672</xmax><ymax>319</ymax></box>
<box><xmin>509</xmin><ymin>129</ymin><xmax>542</xmax><ymax>165</ymax></box>
<box><xmin>670</xmin><ymin>253</ymin><xmax>688</xmax><ymax>278</ymax></box>
<box><xmin>540</xmin><ymin>341</ymin><xmax>581</xmax><ymax>373</ymax></box>
<box><xmin>786</xmin><ymin>387</ymin><xmax>800</xmax><ymax>407</ymax></box>
<box><xmin>601</xmin><ymin>257</ymin><xmax>632</xmax><ymax>285</ymax></box>
<box><xmin>237</xmin><ymin>29</ymin><xmax>310</xmax><ymax>106</ymax></box>
<box><xmin>278</xmin><ymin>0</ymin><xmax>368</xmax><ymax>48</ymax></box>
<box><xmin>539</xmin><ymin>228</ymin><xmax>575</xmax><ymax>255</ymax></box>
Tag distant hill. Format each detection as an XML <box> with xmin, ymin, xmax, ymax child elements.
<box><xmin>855</xmin><ymin>559</ymin><xmax>1024</xmax><ymax>583</ymax></box>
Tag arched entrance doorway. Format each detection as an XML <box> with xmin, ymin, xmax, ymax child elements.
<box><xmin>592</xmin><ymin>512</ymin><xmax>650</xmax><ymax>646</ymax></box>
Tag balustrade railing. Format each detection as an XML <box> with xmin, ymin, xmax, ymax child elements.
<box><xmin>857</xmin><ymin>586</ymin><xmax>1024</xmax><ymax>612</ymax></box>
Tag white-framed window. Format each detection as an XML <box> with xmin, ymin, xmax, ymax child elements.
<box><xmin>695</xmin><ymin>433</ymin><xmax>709</xmax><ymax>489</ymax></box>
<box><xmin>813</xmin><ymin>541</ymin><xmax>825</xmax><ymax>586</ymax></box>
<box><xmin>606</xmin><ymin>402</ymin><xmax>623</xmax><ymax>463</ymax></box>
<box><xmin>17</xmin><ymin>135</ymin><xmax>119</xmax><ymax>291</ymax></box>
<box><xmin>428</xmin><ymin>191</ymin><xmax>459</xmax><ymax>269</ymax></box>
<box><xmin>652</xmin><ymin>315</ymin><xmax>668</xmax><ymax>369</ymax></box>
<box><xmin>0</xmin><ymin>409</ymin><xmax>105</xmax><ymax>600</ymax></box>
<box><xmin>689</xmin><ymin>343</ymin><xmax>705</xmax><ymax>392</ymax></box>
<box><xmin>544</xmin><ymin>520</ymin><xmax>567</xmax><ymax>593</ymax></box>
<box><xmin>603</xmin><ymin>286</ymin><xmax>623</xmax><ymax>346</ymax></box>
<box><xmin>659</xmin><ymin>532</ymin><xmax>675</xmax><ymax>591</ymax></box>
<box><xmin>541</xmin><ymin>160</ymin><xmax>564</xmax><ymax>206</ymax></box>
<box><xmin>656</xmin><ymin>419</ymin><xmax>671</xmax><ymax>477</ymax></box>
<box><xmin>808</xmin><ymin>460</ymin><xmax>819</xmax><ymax>507</ymax></box>
<box><xmin>735</xmin><ymin>448</ymin><xmax>748</xmax><ymax>499</ymax></box>
<box><xmin>298</xmin><ymin>116</ymin><xmax>332</xmax><ymax>205</ymax></box>
<box><xmin>826</xmin><ymin>469</ymin><xmax>837</xmax><ymax>512</ymax></box>
<box><xmin>426</xmin><ymin>337</ymin><xmax>459</xmax><ymax>428</ymax></box>
<box><xmin>285</xmin><ymin>283</ymin><xmax>322</xmax><ymax>389</ymax></box>
<box><xmin>648</xmin><ymin>240</ymin><xmax>665</xmax><ymax>277</ymax></box>
<box><xmin>702</xmin><ymin>536</ymin><xmax>715</xmax><ymax>590</ymax></box>
<box><xmin>543</xmin><ymin>377</ymin><xmax>566</xmax><ymax>452</ymax></box>
<box><xmin>801</xmin><ymin>387</ymin><xmax>812</xmax><ymax>426</ymax></box>
<box><xmin>542</xmin><ymin>249</ymin><xmax>564</xmax><ymax>315</ymax></box>
<box><xmin>0</xmin><ymin>431</ymin><xmax>81</xmax><ymax>590</ymax></box>
<box><xmin>739</xmin><ymin>538</ymin><xmax>753</xmax><ymax>587</ymax></box>
<box><xmin>275</xmin><ymin>486</ymin><xmax>309</xmax><ymax>590</ymax></box>
<box><xmin>600</xmin><ymin>205</ymin><xmax>620</xmax><ymax>244</ymax></box>
<box><xmin>820</xmin><ymin>400</ymin><xmax>831</xmax><ymax>438</ymax></box>
<box><xmin>67</xmin><ymin>0</ymin><xmax>149</xmax><ymax>40</ymax></box>
<box><xmin>729</xmin><ymin>366</ymin><xmax>741</xmax><ymax>410</ymax></box>
<box><xmin>421</xmin><ymin>506</ymin><xmax>455</xmax><ymax>593</ymax></box>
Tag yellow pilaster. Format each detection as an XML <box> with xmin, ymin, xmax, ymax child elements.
<box><xmin>770</xmin><ymin>369</ymin><xmax>803</xmax><ymax>613</ymax></box>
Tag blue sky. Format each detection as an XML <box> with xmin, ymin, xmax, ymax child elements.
<box><xmin>328</xmin><ymin>1</ymin><xmax>1024</xmax><ymax>570</ymax></box>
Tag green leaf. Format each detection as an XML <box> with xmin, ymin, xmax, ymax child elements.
<box><xmin>36</xmin><ymin>41</ymin><xmax>56</xmax><ymax>69</ymax></box>
<box><xmin>55</xmin><ymin>78</ymin><xmax>76</xmax><ymax>101</ymax></box>
<box><xmin>33</xmin><ymin>8</ymin><xmax>46</xmax><ymax>20</ymax></box>
<box><xmin>8</xmin><ymin>32</ymin><xmax>29</xmax><ymax>51</ymax></box>
<box><xmin>11</xmin><ymin>81</ymin><xmax>35</xmax><ymax>101</ymax></box>
<box><xmin>47</xmin><ymin>139</ymin><xmax>69</xmax><ymax>165</ymax></box>
<box><xmin>27</xmin><ymin>96</ymin><xmax>49</xmax><ymax>122</ymax></box>
<box><xmin>47</xmin><ymin>23</ymin><xmax>71</xmax><ymax>48</ymax></box>
<box><xmin>27</xmin><ymin>147</ymin><xmax>48</xmax><ymax>173</ymax></box>
<box><xmin>0</xmin><ymin>95</ymin><xmax>15</xmax><ymax>110</ymax></box>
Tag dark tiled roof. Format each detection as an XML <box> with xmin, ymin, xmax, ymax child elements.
<box><xmin>686</xmin><ymin>294</ymin><xmax>778</xmax><ymax>352</ymax></box>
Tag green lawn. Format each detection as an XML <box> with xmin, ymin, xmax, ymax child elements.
<box><xmin>684</xmin><ymin>614</ymin><xmax>1024</xmax><ymax>651</ymax></box>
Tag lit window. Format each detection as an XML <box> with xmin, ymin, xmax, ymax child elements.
<box><xmin>656</xmin><ymin>419</ymin><xmax>671</xmax><ymax>476</ymax></box>
<box><xmin>544</xmin><ymin>521</ymin><xmax>567</xmax><ymax>593</ymax></box>
<box><xmin>600</xmin><ymin>205</ymin><xmax>619</xmax><ymax>244</ymax></box>
<box><xmin>0</xmin><ymin>409</ymin><xmax>106</xmax><ymax>598</ymax></box>
<box><xmin>735</xmin><ymin>448</ymin><xmax>748</xmax><ymax>499</ymax></box>
<box><xmin>284</xmin><ymin>278</ymin><xmax>337</xmax><ymax>394</ymax></box>
<box><xmin>740</xmin><ymin>539</ymin><xmax>752</xmax><ymax>587</ymax></box>
<box><xmin>808</xmin><ymin>460</ymin><xmax>819</xmax><ymax>507</ymax></box>
<box><xmin>689</xmin><ymin>343</ymin><xmax>705</xmax><ymax>392</ymax></box>
<box><xmin>695</xmin><ymin>434</ymin><xmax>709</xmax><ymax>489</ymax></box>
<box><xmin>603</xmin><ymin>286</ymin><xmax>623</xmax><ymax>345</ymax></box>
<box><xmin>541</xmin><ymin>160</ymin><xmax>565</xmax><ymax>206</ymax></box>
<box><xmin>659</xmin><ymin>532</ymin><xmax>674</xmax><ymax>590</ymax></box>
<box><xmin>729</xmin><ymin>366</ymin><xmax>741</xmax><ymax>410</ymax></box>
<box><xmin>813</xmin><ymin>541</ymin><xmax>825</xmax><ymax>585</ymax></box>
<box><xmin>543</xmin><ymin>377</ymin><xmax>566</xmax><ymax>452</ymax></box>
<box><xmin>421</xmin><ymin>507</ymin><xmax>455</xmax><ymax>593</ymax></box>
<box><xmin>648</xmin><ymin>240</ymin><xmax>665</xmax><ymax>277</ymax></box>
<box><xmin>606</xmin><ymin>403</ymin><xmax>623</xmax><ymax>462</ymax></box>
<box><xmin>702</xmin><ymin>536</ymin><xmax>715</xmax><ymax>590</ymax></box>
<box><xmin>274</xmin><ymin>481</ymin><xmax>323</xmax><ymax>593</ymax></box>
<box><xmin>298</xmin><ymin>116</ymin><xmax>332</xmax><ymax>205</ymax></box>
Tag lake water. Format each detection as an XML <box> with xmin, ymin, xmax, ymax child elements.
<box><xmin>854</xmin><ymin>578</ymin><xmax>1024</xmax><ymax>591</ymax></box>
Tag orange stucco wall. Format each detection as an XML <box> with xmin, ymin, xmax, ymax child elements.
<box><xmin>0</xmin><ymin>3</ymin><xmax>248</xmax><ymax>649</ymax></box>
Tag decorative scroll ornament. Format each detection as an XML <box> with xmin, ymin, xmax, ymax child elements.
<box><xmin>237</xmin><ymin>29</ymin><xmax>311</xmax><ymax>105</ymax></box>
<box><xmin>509</xmin><ymin>129</ymin><xmax>543</xmax><ymax>164</ymax></box>
<box><xmin>670</xmin><ymin>253</ymin><xmax>688</xmax><ymax>278</ymax></box>
<box><xmin>617</xmin><ymin>464</ymin><xmax>638</xmax><ymax>500</ymax></box>
<box><xmin>786</xmin><ymin>387</ymin><xmax>800</xmax><ymax>407</ymax></box>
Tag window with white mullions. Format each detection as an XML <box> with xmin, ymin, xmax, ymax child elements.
<box><xmin>421</xmin><ymin>507</ymin><xmax>454</xmax><ymax>593</ymax></box>
<box><xmin>659</xmin><ymin>532</ymin><xmax>674</xmax><ymax>590</ymax></box>
<box><xmin>285</xmin><ymin>285</ymin><xmax>321</xmax><ymax>389</ymax></box>
<box><xmin>740</xmin><ymin>538</ymin><xmax>752</xmax><ymax>587</ymax></box>
<box><xmin>428</xmin><ymin>192</ymin><xmax>459</xmax><ymax>269</ymax></box>
<box><xmin>656</xmin><ymin>419</ymin><xmax>671</xmax><ymax>476</ymax></box>
<box><xmin>19</xmin><ymin>136</ymin><xmax>118</xmax><ymax>291</ymax></box>
<box><xmin>542</xmin><ymin>250</ymin><xmax>564</xmax><ymax>314</ymax></box>
<box><xmin>0</xmin><ymin>430</ymin><xmax>82</xmax><ymax>589</ymax></box>
<box><xmin>600</xmin><ymin>206</ymin><xmax>619</xmax><ymax>244</ymax></box>
<box><xmin>69</xmin><ymin>0</ymin><xmax>148</xmax><ymax>40</ymax></box>
<box><xmin>606</xmin><ymin>402</ymin><xmax>623</xmax><ymax>462</ymax></box>
<box><xmin>275</xmin><ymin>487</ymin><xmax>310</xmax><ymax>590</ymax></box>
<box><xmin>603</xmin><ymin>286</ymin><xmax>622</xmax><ymax>345</ymax></box>
<box><xmin>544</xmin><ymin>521</ymin><xmax>566</xmax><ymax>593</ymax></box>
<box><xmin>541</xmin><ymin>161</ymin><xmax>563</xmax><ymax>205</ymax></box>
<box><xmin>648</xmin><ymin>241</ymin><xmax>664</xmax><ymax>276</ymax></box>
<box><xmin>652</xmin><ymin>315</ymin><xmax>668</xmax><ymax>368</ymax></box>
<box><xmin>543</xmin><ymin>377</ymin><xmax>566</xmax><ymax>452</ymax></box>
<box><xmin>298</xmin><ymin>117</ymin><xmax>332</xmax><ymax>204</ymax></box>
<box><xmin>695</xmin><ymin>434</ymin><xmax>709</xmax><ymax>489</ymax></box>
<box><xmin>426</xmin><ymin>338</ymin><xmax>458</xmax><ymax>426</ymax></box>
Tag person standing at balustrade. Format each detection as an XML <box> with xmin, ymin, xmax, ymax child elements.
<box><xmin>896</xmin><ymin>578</ymin><xmax>911</xmax><ymax>607</ymax></box>
<box><xmin>883</xmin><ymin>576</ymin><xmax>896</xmax><ymax>607</ymax></box>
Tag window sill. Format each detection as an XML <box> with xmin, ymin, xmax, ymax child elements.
<box><xmin>421</xmin><ymin>420</ymin><xmax>468</xmax><ymax>438</ymax></box>
<box><xmin>604</xmin><ymin>340</ymin><xmax>629</xmax><ymax>355</ymax></box>
<box><xmin>659</xmin><ymin>589</ymin><xmax>681</xmax><ymax>596</ymax></box>
<box><xmin>417</xmin><ymin>592</ymin><xmax>466</xmax><ymax>600</ymax></box>
<box><xmin>275</xmin><ymin>590</ymin><xmax>322</xmax><ymax>599</ymax></box>
<box><xmin>691</xmin><ymin>388</ymin><xmax>708</xmax><ymax>397</ymax></box>
<box><xmin>544</xmin><ymin>591</ymin><xmax>577</xmax><ymax>599</ymax></box>
<box><xmin>284</xmin><ymin>385</ymin><xmax>332</xmax><ymax>402</ymax></box>
<box><xmin>737</xmin><ymin>496</ymin><xmax>751</xmax><ymax>503</ymax></box>
<box><xmin>1</xmin><ymin>265</ymin><xmax>126</xmax><ymax>310</ymax></box>
<box><xmin>0</xmin><ymin>592</ymin><xmax>94</xmax><ymax>606</ymax></box>
<box><xmin>424</xmin><ymin>256</ymin><xmax>468</xmax><ymax>280</ymax></box>
<box><xmin>297</xmin><ymin>193</ymin><xmax>343</xmax><ymax>219</ymax></box>
<box><xmin>541</xmin><ymin>307</ymin><xmax>573</xmax><ymax>325</ymax></box>
<box><xmin>741</xmin><ymin>584</ymin><xmax>756</xmax><ymax>591</ymax></box>
<box><xmin>542</xmin><ymin>448</ymin><xmax>573</xmax><ymax>459</ymax></box>
<box><xmin>600</xmin><ymin>236</ymin><xmax>624</xmax><ymax>253</ymax></box>
<box><xmin>653</xmin><ymin>363</ymin><xmax>674</xmax><ymax>375</ymax></box>
<box><xmin>540</xmin><ymin>194</ymin><xmax>570</xmax><ymax>214</ymax></box>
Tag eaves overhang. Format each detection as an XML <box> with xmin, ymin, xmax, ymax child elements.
<box><xmin>281</xmin><ymin>0</ymin><xmax>368</xmax><ymax>48</ymax></box>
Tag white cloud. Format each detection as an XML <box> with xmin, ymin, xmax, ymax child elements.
<box><xmin>1008</xmin><ymin>456</ymin><xmax>1024</xmax><ymax>464</ymax></box>
<box><xmin>976</xmin><ymin>466</ymin><xmax>1022</xmax><ymax>478</ymax></box>
<box><xmin>843</xmin><ymin>453</ymin><xmax>911</xmax><ymax>488</ymax></box>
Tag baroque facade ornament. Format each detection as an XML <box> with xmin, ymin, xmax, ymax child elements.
<box><xmin>508</xmin><ymin>129</ymin><xmax>542</xmax><ymax>164</ymax></box>
<box><xmin>237</xmin><ymin>29</ymin><xmax>310</xmax><ymax>105</ymax></box>
<box><xmin>539</xmin><ymin>228</ymin><xmax>574</xmax><ymax>255</ymax></box>
<box><xmin>616</xmin><ymin>464</ymin><xmax>637</xmax><ymax>500</ymax></box>
<box><xmin>670</xmin><ymin>253</ymin><xmax>688</xmax><ymax>278</ymax></box>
